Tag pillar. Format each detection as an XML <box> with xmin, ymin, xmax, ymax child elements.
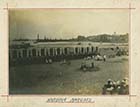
<box><xmin>55</xmin><ymin>48</ymin><xmax>57</xmax><ymax>55</ymax></box>
<box><xmin>67</xmin><ymin>48</ymin><xmax>70</xmax><ymax>55</ymax></box>
<box><xmin>78</xmin><ymin>47</ymin><xmax>80</xmax><ymax>54</ymax></box>
<box><xmin>39</xmin><ymin>48</ymin><xmax>41</xmax><ymax>56</ymax></box>
<box><xmin>20</xmin><ymin>49</ymin><xmax>23</xmax><ymax>58</ymax></box>
<box><xmin>48</xmin><ymin>48</ymin><xmax>50</xmax><ymax>56</ymax></box>
<box><xmin>26</xmin><ymin>49</ymin><xmax>29</xmax><ymax>57</ymax></box>
<box><xmin>60</xmin><ymin>48</ymin><xmax>62</xmax><ymax>55</ymax></box>
<box><xmin>73</xmin><ymin>47</ymin><xmax>75</xmax><ymax>54</ymax></box>
<box><xmin>44</xmin><ymin>48</ymin><xmax>47</xmax><ymax>56</ymax></box>
<box><xmin>62</xmin><ymin>48</ymin><xmax>64</xmax><ymax>55</ymax></box>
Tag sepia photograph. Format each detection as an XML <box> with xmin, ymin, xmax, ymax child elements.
<box><xmin>9</xmin><ymin>9</ymin><xmax>129</xmax><ymax>95</ymax></box>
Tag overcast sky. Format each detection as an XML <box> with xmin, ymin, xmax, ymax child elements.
<box><xmin>9</xmin><ymin>9</ymin><xmax>129</xmax><ymax>40</ymax></box>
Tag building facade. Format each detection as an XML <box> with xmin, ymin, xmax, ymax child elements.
<box><xmin>9</xmin><ymin>42</ymin><xmax>128</xmax><ymax>60</ymax></box>
<box><xmin>10</xmin><ymin>45</ymin><xmax>97</xmax><ymax>59</ymax></box>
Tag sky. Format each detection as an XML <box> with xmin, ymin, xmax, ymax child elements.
<box><xmin>9</xmin><ymin>9</ymin><xmax>129</xmax><ymax>40</ymax></box>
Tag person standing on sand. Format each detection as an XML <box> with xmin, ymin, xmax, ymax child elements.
<box><xmin>103</xmin><ymin>55</ymin><xmax>106</xmax><ymax>62</ymax></box>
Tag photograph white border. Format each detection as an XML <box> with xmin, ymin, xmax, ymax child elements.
<box><xmin>0</xmin><ymin>0</ymin><xmax>140</xmax><ymax>107</ymax></box>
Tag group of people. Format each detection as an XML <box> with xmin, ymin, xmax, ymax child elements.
<box><xmin>80</xmin><ymin>54</ymin><xmax>107</xmax><ymax>71</ymax></box>
<box><xmin>102</xmin><ymin>78</ymin><xmax>129</xmax><ymax>95</ymax></box>
<box><xmin>83</xmin><ymin>54</ymin><xmax>107</xmax><ymax>62</ymax></box>
<box><xmin>60</xmin><ymin>59</ymin><xmax>71</xmax><ymax>65</ymax></box>
<box><xmin>95</xmin><ymin>54</ymin><xmax>107</xmax><ymax>61</ymax></box>
<box><xmin>80</xmin><ymin>56</ymin><xmax>95</xmax><ymax>71</ymax></box>
<box><xmin>45</xmin><ymin>58</ymin><xmax>53</xmax><ymax>64</ymax></box>
<box><xmin>80</xmin><ymin>61</ymin><xmax>95</xmax><ymax>71</ymax></box>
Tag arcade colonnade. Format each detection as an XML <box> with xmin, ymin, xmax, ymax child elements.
<box><xmin>10</xmin><ymin>46</ymin><xmax>97</xmax><ymax>59</ymax></box>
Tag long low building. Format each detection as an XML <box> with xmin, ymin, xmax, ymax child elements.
<box><xmin>9</xmin><ymin>41</ymin><xmax>128</xmax><ymax>59</ymax></box>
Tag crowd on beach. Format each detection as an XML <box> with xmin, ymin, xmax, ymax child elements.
<box><xmin>102</xmin><ymin>78</ymin><xmax>129</xmax><ymax>95</ymax></box>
